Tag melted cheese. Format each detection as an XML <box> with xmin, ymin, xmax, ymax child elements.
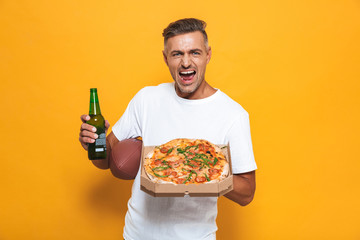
<box><xmin>145</xmin><ymin>139</ymin><xmax>229</xmax><ymax>184</ymax></box>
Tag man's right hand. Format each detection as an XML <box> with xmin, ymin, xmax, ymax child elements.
<box><xmin>79</xmin><ymin>114</ymin><xmax>110</xmax><ymax>151</ymax></box>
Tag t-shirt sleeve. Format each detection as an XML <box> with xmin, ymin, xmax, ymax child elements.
<box><xmin>226</xmin><ymin>112</ymin><xmax>257</xmax><ymax>174</ymax></box>
<box><xmin>111</xmin><ymin>90</ymin><xmax>143</xmax><ymax>141</ymax></box>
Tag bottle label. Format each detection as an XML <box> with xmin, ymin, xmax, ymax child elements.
<box><xmin>95</xmin><ymin>133</ymin><xmax>106</xmax><ymax>146</ymax></box>
<box><xmin>95</xmin><ymin>148</ymin><xmax>105</xmax><ymax>152</ymax></box>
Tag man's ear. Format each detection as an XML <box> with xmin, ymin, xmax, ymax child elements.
<box><xmin>163</xmin><ymin>50</ymin><xmax>168</xmax><ymax>66</ymax></box>
<box><xmin>206</xmin><ymin>46</ymin><xmax>212</xmax><ymax>64</ymax></box>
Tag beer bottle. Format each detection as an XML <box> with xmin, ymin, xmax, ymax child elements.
<box><xmin>87</xmin><ymin>88</ymin><xmax>107</xmax><ymax>160</ymax></box>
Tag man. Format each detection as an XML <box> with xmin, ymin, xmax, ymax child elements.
<box><xmin>79</xmin><ymin>18</ymin><xmax>256</xmax><ymax>240</ymax></box>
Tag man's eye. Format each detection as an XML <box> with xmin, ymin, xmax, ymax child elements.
<box><xmin>193</xmin><ymin>52</ymin><xmax>200</xmax><ymax>55</ymax></box>
<box><xmin>172</xmin><ymin>53</ymin><xmax>181</xmax><ymax>56</ymax></box>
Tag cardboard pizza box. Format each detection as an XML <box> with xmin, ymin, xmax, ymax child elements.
<box><xmin>140</xmin><ymin>143</ymin><xmax>233</xmax><ymax>197</ymax></box>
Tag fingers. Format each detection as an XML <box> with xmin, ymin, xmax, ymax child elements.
<box><xmin>80</xmin><ymin>122</ymin><xmax>97</xmax><ymax>133</ymax></box>
<box><xmin>80</xmin><ymin>114</ymin><xmax>90</xmax><ymax>123</ymax></box>
<box><xmin>79</xmin><ymin>124</ymin><xmax>98</xmax><ymax>142</ymax></box>
<box><xmin>79</xmin><ymin>114</ymin><xmax>98</xmax><ymax>150</ymax></box>
<box><xmin>79</xmin><ymin>114</ymin><xmax>110</xmax><ymax>151</ymax></box>
<box><xmin>79</xmin><ymin>130</ymin><xmax>97</xmax><ymax>150</ymax></box>
<box><xmin>79</xmin><ymin>130</ymin><xmax>99</xmax><ymax>143</ymax></box>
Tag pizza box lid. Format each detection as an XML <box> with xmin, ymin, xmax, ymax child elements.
<box><xmin>140</xmin><ymin>142</ymin><xmax>233</xmax><ymax>197</ymax></box>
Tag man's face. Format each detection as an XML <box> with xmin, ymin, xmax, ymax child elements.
<box><xmin>163</xmin><ymin>31</ymin><xmax>211</xmax><ymax>99</ymax></box>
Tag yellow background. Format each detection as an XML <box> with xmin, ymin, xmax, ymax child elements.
<box><xmin>1</xmin><ymin>0</ymin><xmax>359</xmax><ymax>239</ymax></box>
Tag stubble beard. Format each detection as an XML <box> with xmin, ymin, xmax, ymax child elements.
<box><xmin>175</xmin><ymin>75</ymin><xmax>204</xmax><ymax>97</ymax></box>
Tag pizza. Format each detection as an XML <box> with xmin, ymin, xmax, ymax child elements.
<box><xmin>144</xmin><ymin>138</ymin><xmax>229</xmax><ymax>184</ymax></box>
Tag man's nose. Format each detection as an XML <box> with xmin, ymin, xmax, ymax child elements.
<box><xmin>181</xmin><ymin>54</ymin><xmax>191</xmax><ymax>68</ymax></box>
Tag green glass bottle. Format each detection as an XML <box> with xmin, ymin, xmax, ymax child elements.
<box><xmin>87</xmin><ymin>88</ymin><xmax>107</xmax><ymax>160</ymax></box>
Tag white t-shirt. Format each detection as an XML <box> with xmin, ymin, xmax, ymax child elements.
<box><xmin>112</xmin><ymin>82</ymin><xmax>257</xmax><ymax>240</ymax></box>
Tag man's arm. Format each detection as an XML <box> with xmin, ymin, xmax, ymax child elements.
<box><xmin>224</xmin><ymin>171</ymin><xmax>256</xmax><ymax>206</ymax></box>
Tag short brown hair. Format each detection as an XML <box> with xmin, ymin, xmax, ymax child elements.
<box><xmin>162</xmin><ymin>18</ymin><xmax>208</xmax><ymax>45</ymax></box>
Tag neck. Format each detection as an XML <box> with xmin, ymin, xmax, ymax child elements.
<box><xmin>175</xmin><ymin>81</ymin><xmax>217</xmax><ymax>100</ymax></box>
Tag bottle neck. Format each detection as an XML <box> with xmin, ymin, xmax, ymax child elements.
<box><xmin>89</xmin><ymin>89</ymin><xmax>101</xmax><ymax>115</ymax></box>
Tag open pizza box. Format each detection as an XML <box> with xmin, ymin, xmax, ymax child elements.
<box><xmin>140</xmin><ymin>143</ymin><xmax>233</xmax><ymax>197</ymax></box>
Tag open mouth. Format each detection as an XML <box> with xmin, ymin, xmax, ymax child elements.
<box><xmin>179</xmin><ymin>70</ymin><xmax>196</xmax><ymax>82</ymax></box>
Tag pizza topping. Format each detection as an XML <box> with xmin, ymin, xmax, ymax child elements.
<box><xmin>189</xmin><ymin>160</ymin><xmax>200</xmax><ymax>168</ymax></box>
<box><xmin>145</xmin><ymin>139</ymin><xmax>228</xmax><ymax>184</ymax></box>
<box><xmin>152</xmin><ymin>166</ymin><xmax>169</xmax><ymax>171</ymax></box>
<box><xmin>208</xmin><ymin>168</ymin><xmax>219</xmax><ymax>175</ymax></box>
<box><xmin>175</xmin><ymin>178</ymin><xmax>185</xmax><ymax>184</ymax></box>
<box><xmin>160</xmin><ymin>147</ymin><xmax>169</xmax><ymax>153</ymax></box>
<box><xmin>213</xmin><ymin>157</ymin><xmax>218</xmax><ymax>166</ymax></box>
<box><xmin>154</xmin><ymin>159</ymin><xmax>162</xmax><ymax>166</ymax></box>
<box><xmin>204</xmin><ymin>173</ymin><xmax>211</xmax><ymax>182</ymax></box>
<box><xmin>163</xmin><ymin>169</ymin><xmax>172</xmax><ymax>176</ymax></box>
<box><xmin>183</xmin><ymin>170</ymin><xmax>197</xmax><ymax>184</ymax></box>
<box><xmin>195</xmin><ymin>176</ymin><xmax>206</xmax><ymax>183</ymax></box>
<box><xmin>152</xmin><ymin>172</ymin><xmax>170</xmax><ymax>178</ymax></box>
<box><xmin>208</xmin><ymin>168</ymin><xmax>220</xmax><ymax>180</ymax></box>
